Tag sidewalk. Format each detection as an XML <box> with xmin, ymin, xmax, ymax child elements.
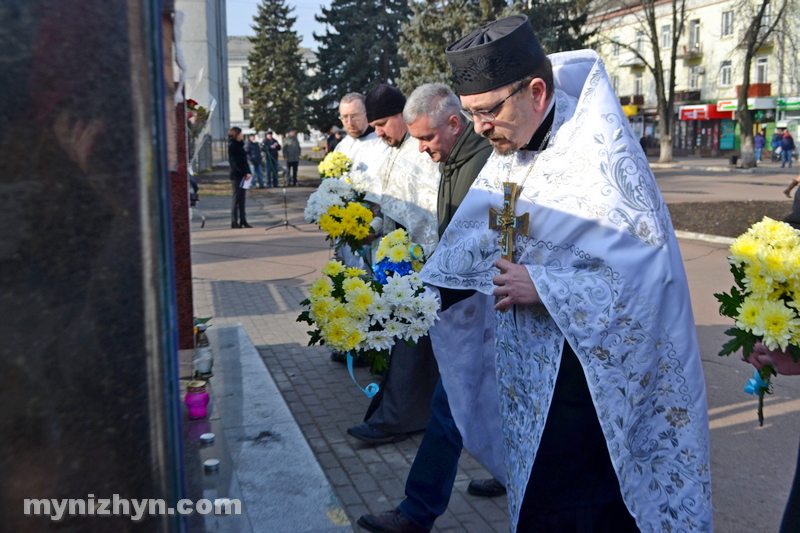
<box><xmin>190</xmin><ymin>165</ymin><xmax>800</xmax><ymax>532</ymax></box>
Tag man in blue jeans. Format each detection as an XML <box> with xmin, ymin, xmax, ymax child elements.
<box><xmin>357</xmin><ymin>84</ymin><xmax>502</xmax><ymax>533</ymax></box>
<box><xmin>245</xmin><ymin>134</ymin><xmax>265</xmax><ymax>188</ymax></box>
<box><xmin>782</xmin><ymin>130</ymin><xmax>796</xmax><ymax>168</ymax></box>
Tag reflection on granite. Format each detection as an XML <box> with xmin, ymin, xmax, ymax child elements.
<box><xmin>180</xmin><ymin>325</ymin><xmax>352</xmax><ymax>532</ymax></box>
<box><xmin>1</xmin><ymin>1</ymin><xmax>182</xmax><ymax>530</ymax></box>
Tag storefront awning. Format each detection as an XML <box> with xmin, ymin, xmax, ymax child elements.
<box><xmin>679</xmin><ymin>104</ymin><xmax>733</xmax><ymax>120</ymax></box>
<box><xmin>777</xmin><ymin>97</ymin><xmax>800</xmax><ymax>110</ymax></box>
<box><xmin>717</xmin><ymin>98</ymin><xmax>775</xmax><ymax>111</ymax></box>
<box><xmin>621</xmin><ymin>105</ymin><xmax>638</xmax><ymax>117</ymax></box>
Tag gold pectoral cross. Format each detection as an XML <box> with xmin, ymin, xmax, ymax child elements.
<box><xmin>489</xmin><ymin>182</ymin><xmax>529</xmax><ymax>261</ymax></box>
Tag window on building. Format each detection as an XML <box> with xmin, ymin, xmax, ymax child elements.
<box><xmin>634</xmin><ymin>72</ymin><xmax>643</xmax><ymax>95</ymax></box>
<box><xmin>241</xmin><ymin>67</ymin><xmax>249</xmax><ymax>81</ymax></box>
<box><xmin>755</xmin><ymin>56</ymin><xmax>768</xmax><ymax>83</ymax></box>
<box><xmin>720</xmin><ymin>61</ymin><xmax>732</xmax><ymax>86</ymax></box>
<box><xmin>688</xmin><ymin>20</ymin><xmax>701</xmax><ymax>49</ymax></box>
<box><xmin>612</xmin><ymin>37</ymin><xmax>620</xmax><ymax>57</ymax></box>
<box><xmin>689</xmin><ymin>66</ymin><xmax>701</xmax><ymax>89</ymax></box>
<box><xmin>612</xmin><ymin>75</ymin><xmax>620</xmax><ymax>94</ymax></box>
<box><xmin>761</xmin><ymin>3</ymin><xmax>771</xmax><ymax>30</ymax></box>
<box><xmin>721</xmin><ymin>11</ymin><xmax>734</xmax><ymax>37</ymax></box>
<box><xmin>243</xmin><ymin>108</ymin><xmax>250</xmax><ymax>120</ymax></box>
<box><xmin>635</xmin><ymin>31</ymin><xmax>645</xmax><ymax>52</ymax></box>
<box><xmin>661</xmin><ymin>25</ymin><xmax>672</xmax><ymax>49</ymax></box>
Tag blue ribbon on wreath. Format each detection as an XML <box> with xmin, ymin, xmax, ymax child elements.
<box><xmin>347</xmin><ymin>352</ymin><xmax>379</xmax><ymax>398</ymax></box>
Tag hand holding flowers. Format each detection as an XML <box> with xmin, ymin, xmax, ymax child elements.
<box><xmin>715</xmin><ymin>217</ymin><xmax>800</xmax><ymax>424</ymax></box>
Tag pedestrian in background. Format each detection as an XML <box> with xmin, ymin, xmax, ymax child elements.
<box><xmin>283</xmin><ymin>129</ymin><xmax>301</xmax><ymax>186</ymax></box>
<box><xmin>246</xmin><ymin>134</ymin><xmax>265</xmax><ymax>188</ymax></box>
<box><xmin>781</xmin><ymin>130</ymin><xmax>795</xmax><ymax>168</ymax></box>
<box><xmin>262</xmin><ymin>131</ymin><xmax>281</xmax><ymax>187</ymax></box>
<box><xmin>754</xmin><ymin>130</ymin><xmax>765</xmax><ymax>162</ymax></box>
<box><xmin>227</xmin><ymin>127</ymin><xmax>252</xmax><ymax>228</ymax></box>
<box><xmin>773</xmin><ymin>129</ymin><xmax>784</xmax><ymax>161</ymax></box>
<box><xmin>327</xmin><ymin>128</ymin><xmax>343</xmax><ymax>153</ymax></box>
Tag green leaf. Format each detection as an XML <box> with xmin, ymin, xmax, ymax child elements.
<box><xmin>718</xmin><ymin>327</ymin><xmax>757</xmax><ymax>357</ymax></box>
<box><xmin>194</xmin><ymin>316</ymin><xmax>212</xmax><ymax>325</ymax></box>
<box><xmin>715</xmin><ymin>289</ymin><xmax>743</xmax><ymax>318</ymax></box>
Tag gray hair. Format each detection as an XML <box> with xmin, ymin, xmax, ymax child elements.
<box><xmin>403</xmin><ymin>83</ymin><xmax>462</xmax><ymax>128</ymax></box>
<box><xmin>340</xmin><ymin>92</ymin><xmax>366</xmax><ymax>106</ymax></box>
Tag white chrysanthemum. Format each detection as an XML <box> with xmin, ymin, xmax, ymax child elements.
<box><xmin>383</xmin><ymin>319</ymin><xmax>404</xmax><ymax>337</ymax></box>
<box><xmin>414</xmin><ymin>293</ymin><xmax>440</xmax><ymax>316</ymax></box>
<box><xmin>402</xmin><ymin>318</ymin><xmax>430</xmax><ymax>343</ymax></box>
<box><xmin>383</xmin><ymin>284</ymin><xmax>414</xmax><ymax>305</ymax></box>
<box><xmin>406</xmin><ymin>272</ymin><xmax>423</xmax><ymax>288</ymax></box>
<box><xmin>366</xmin><ymin>330</ymin><xmax>394</xmax><ymax>352</ymax></box>
<box><xmin>367</xmin><ymin>296</ymin><xmax>392</xmax><ymax>325</ymax></box>
<box><xmin>393</xmin><ymin>304</ymin><xmax>416</xmax><ymax>321</ymax></box>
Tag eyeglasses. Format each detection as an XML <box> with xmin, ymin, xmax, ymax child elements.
<box><xmin>339</xmin><ymin>113</ymin><xmax>365</xmax><ymax>122</ymax></box>
<box><xmin>460</xmin><ymin>84</ymin><xmax>525</xmax><ymax>123</ymax></box>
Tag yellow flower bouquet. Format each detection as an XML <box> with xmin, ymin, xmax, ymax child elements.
<box><xmin>318</xmin><ymin>151</ymin><xmax>352</xmax><ymax>179</ymax></box>
<box><xmin>715</xmin><ymin>217</ymin><xmax>800</xmax><ymax>424</ymax></box>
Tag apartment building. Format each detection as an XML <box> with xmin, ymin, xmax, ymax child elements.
<box><xmin>227</xmin><ymin>36</ymin><xmax>318</xmax><ymax>146</ymax></box>
<box><xmin>591</xmin><ymin>0</ymin><xmax>800</xmax><ymax>155</ymax></box>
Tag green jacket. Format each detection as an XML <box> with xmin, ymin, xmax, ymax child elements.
<box><xmin>437</xmin><ymin>126</ymin><xmax>492</xmax><ymax>238</ymax></box>
<box><xmin>283</xmin><ymin>136</ymin><xmax>301</xmax><ymax>162</ymax></box>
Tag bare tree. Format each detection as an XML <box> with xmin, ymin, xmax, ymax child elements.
<box><xmin>734</xmin><ymin>0</ymin><xmax>790</xmax><ymax>168</ymax></box>
<box><xmin>592</xmin><ymin>0</ymin><xmax>687</xmax><ymax>163</ymax></box>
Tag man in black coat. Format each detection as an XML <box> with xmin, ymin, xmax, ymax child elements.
<box><xmin>246</xmin><ymin>134</ymin><xmax>265</xmax><ymax>188</ymax></box>
<box><xmin>357</xmin><ymin>83</ymin><xmax>498</xmax><ymax>533</ymax></box>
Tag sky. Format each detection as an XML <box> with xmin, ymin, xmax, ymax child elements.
<box><xmin>227</xmin><ymin>0</ymin><xmax>329</xmax><ymax>51</ymax></box>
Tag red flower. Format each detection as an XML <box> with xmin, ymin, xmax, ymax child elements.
<box><xmin>186</xmin><ymin>99</ymin><xmax>199</xmax><ymax>109</ymax></box>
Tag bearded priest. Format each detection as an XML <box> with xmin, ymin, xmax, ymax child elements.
<box><xmin>420</xmin><ymin>15</ymin><xmax>713</xmax><ymax>533</ymax></box>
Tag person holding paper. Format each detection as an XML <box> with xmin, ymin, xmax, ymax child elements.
<box><xmin>228</xmin><ymin>127</ymin><xmax>252</xmax><ymax>229</ymax></box>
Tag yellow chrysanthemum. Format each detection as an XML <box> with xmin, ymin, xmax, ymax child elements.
<box><xmin>344</xmin><ymin>267</ymin><xmax>366</xmax><ymax>278</ymax></box>
<box><xmin>309</xmin><ymin>277</ymin><xmax>333</xmax><ymax>298</ymax></box>
<box><xmin>735</xmin><ymin>296</ymin><xmax>762</xmax><ymax>332</ymax></box>
<box><xmin>319</xmin><ymin>214</ymin><xmax>344</xmax><ymax>238</ymax></box>
<box><xmin>729</xmin><ymin>234</ymin><xmax>761</xmax><ymax>266</ymax></box>
<box><xmin>329</xmin><ymin>302</ymin><xmax>349</xmax><ymax>320</ymax></box>
<box><xmin>345</xmin><ymin>286</ymin><xmax>375</xmax><ymax>316</ymax></box>
<box><xmin>343</xmin><ymin>277</ymin><xmax>369</xmax><ymax>292</ymax></box>
<box><xmin>311</xmin><ymin>296</ymin><xmax>337</xmax><ymax>323</ymax></box>
<box><xmin>754</xmin><ymin>299</ymin><xmax>800</xmax><ymax>351</ymax></box>
<box><xmin>321</xmin><ymin>260</ymin><xmax>346</xmax><ymax>277</ymax></box>
<box><xmin>318</xmin><ymin>152</ymin><xmax>353</xmax><ymax>179</ymax></box>
<box><xmin>384</xmin><ymin>229</ymin><xmax>409</xmax><ymax>248</ymax></box>
<box><xmin>388</xmin><ymin>244</ymin><xmax>410</xmax><ymax>263</ymax></box>
<box><xmin>743</xmin><ymin>263</ymin><xmax>774</xmax><ymax>299</ymax></box>
<box><xmin>323</xmin><ymin>317</ymin><xmax>364</xmax><ymax>351</ymax></box>
<box><xmin>757</xmin><ymin>247</ymin><xmax>791</xmax><ymax>284</ymax></box>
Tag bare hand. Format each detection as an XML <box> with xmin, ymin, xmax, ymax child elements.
<box><xmin>492</xmin><ymin>258</ymin><xmax>541</xmax><ymax>311</ymax></box>
<box><xmin>362</xmin><ymin>233</ymin><xmax>377</xmax><ymax>245</ymax></box>
<box><xmin>743</xmin><ymin>341</ymin><xmax>800</xmax><ymax>375</ymax></box>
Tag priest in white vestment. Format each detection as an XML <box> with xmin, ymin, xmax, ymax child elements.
<box><xmin>334</xmin><ymin>92</ymin><xmax>390</xmax><ymax>205</ymax></box>
<box><xmin>346</xmin><ymin>84</ymin><xmax>443</xmax><ymax>445</ymax></box>
<box><xmin>420</xmin><ymin>16</ymin><xmax>712</xmax><ymax>533</ymax></box>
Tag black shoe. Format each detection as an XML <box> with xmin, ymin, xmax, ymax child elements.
<box><xmin>357</xmin><ymin>509</ymin><xmax>430</xmax><ymax>533</ymax></box>
<box><xmin>232</xmin><ymin>223</ymin><xmax>240</xmax><ymax>229</ymax></box>
<box><xmin>241</xmin><ymin>223</ymin><xmax>253</xmax><ymax>228</ymax></box>
<box><xmin>330</xmin><ymin>351</ymin><xmax>369</xmax><ymax>367</ymax></box>
<box><xmin>467</xmin><ymin>478</ymin><xmax>506</xmax><ymax>498</ymax></box>
<box><xmin>347</xmin><ymin>423</ymin><xmax>408</xmax><ymax>445</ymax></box>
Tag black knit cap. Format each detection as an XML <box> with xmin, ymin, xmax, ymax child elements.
<box><xmin>445</xmin><ymin>15</ymin><xmax>546</xmax><ymax>95</ymax></box>
<box><xmin>365</xmin><ymin>84</ymin><xmax>406</xmax><ymax>122</ymax></box>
